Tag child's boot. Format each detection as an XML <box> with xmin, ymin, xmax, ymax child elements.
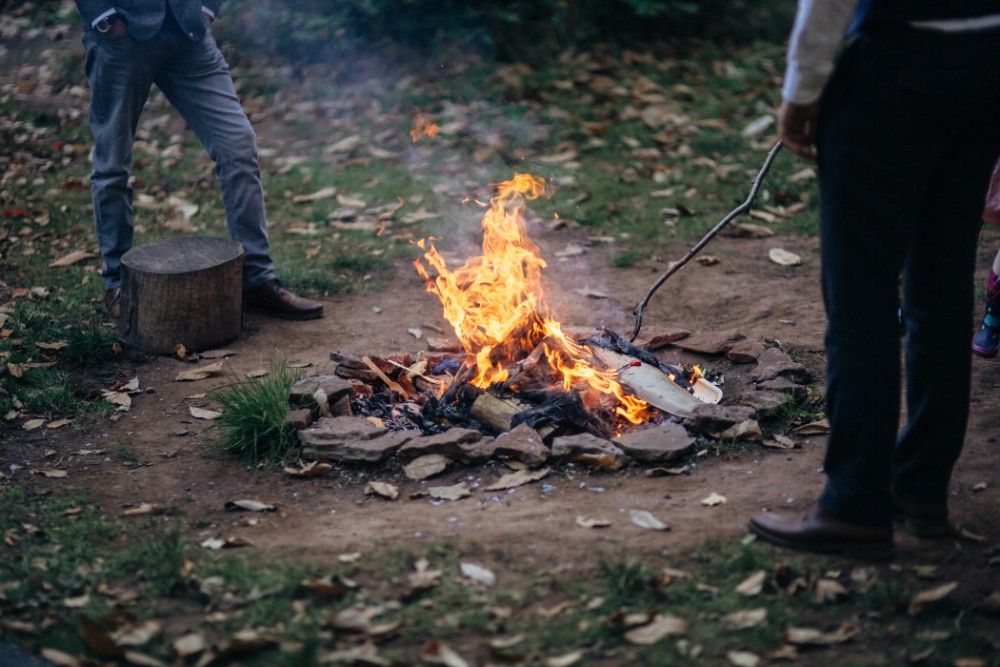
<box><xmin>972</xmin><ymin>271</ymin><xmax>1000</xmax><ymax>358</ymax></box>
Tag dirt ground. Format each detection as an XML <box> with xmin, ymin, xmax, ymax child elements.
<box><xmin>8</xmin><ymin>223</ymin><xmax>1000</xmax><ymax>601</ymax></box>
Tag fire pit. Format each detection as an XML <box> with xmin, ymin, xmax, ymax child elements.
<box><xmin>278</xmin><ymin>174</ymin><xmax>820</xmax><ymax>477</ymax></box>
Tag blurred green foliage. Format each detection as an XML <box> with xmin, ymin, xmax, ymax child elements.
<box><xmin>215</xmin><ymin>0</ymin><xmax>794</xmax><ymax>64</ymax></box>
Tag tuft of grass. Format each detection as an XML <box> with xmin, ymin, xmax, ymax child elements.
<box><xmin>60</xmin><ymin>324</ymin><xmax>121</xmax><ymax>367</ymax></box>
<box><xmin>209</xmin><ymin>359</ymin><xmax>304</xmax><ymax>464</ymax></box>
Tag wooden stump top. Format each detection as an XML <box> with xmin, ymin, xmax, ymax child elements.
<box><xmin>122</xmin><ymin>236</ymin><xmax>243</xmax><ymax>275</ymax></box>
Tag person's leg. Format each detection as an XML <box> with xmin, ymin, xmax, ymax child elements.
<box><xmin>83</xmin><ymin>29</ymin><xmax>160</xmax><ymax>289</ymax></box>
<box><xmin>895</xmin><ymin>116</ymin><xmax>1000</xmax><ymax>516</ymax></box>
<box><xmin>152</xmin><ymin>30</ymin><xmax>276</xmax><ymax>289</ymax></box>
<box><xmin>970</xmin><ymin>247</ymin><xmax>1000</xmax><ymax>357</ymax></box>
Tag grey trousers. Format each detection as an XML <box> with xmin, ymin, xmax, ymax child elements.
<box><xmin>83</xmin><ymin>12</ymin><xmax>276</xmax><ymax>290</ymax></box>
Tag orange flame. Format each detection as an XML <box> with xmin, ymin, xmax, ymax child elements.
<box><xmin>410</xmin><ymin>111</ymin><xmax>440</xmax><ymax>143</ymax></box>
<box><xmin>415</xmin><ymin>174</ymin><xmax>651</xmax><ymax>424</ymax></box>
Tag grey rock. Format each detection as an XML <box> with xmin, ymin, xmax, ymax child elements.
<box><xmin>398</xmin><ymin>427</ymin><xmax>483</xmax><ymax>459</ymax></box>
<box><xmin>289</xmin><ymin>375</ymin><xmax>357</xmax><ymax>406</ymax></box>
<box><xmin>284</xmin><ymin>408</ymin><xmax>314</xmax><ymax>431</ymax></box>
<box><xmin>756</xmin><ymin>377</ymin><xmax>807</xmax><ymax>398</ymax></box>
<box><xmin>749</xmin><ymin>348</ymin><xmax>811</xmax><ymax>383</ymax></box>
<box><xmin>740</xmin><ymin>390</ymin><xmax>794</xmax><ymax>418</ymax></box>
<box><xmin>683</xmin><ymin>404</ymin><xmax>756</xmax><ymax>437</ymax></box>
<box><xmin>457</xmin><ymin>438</ymin><xmax>496</xmax><ymax>464</ymax></box>
<box><xmin>674</xmin><ymin>330</ymin><xmax>745</xmax><ymax>355</ymax></box>
<box><xmin>725</xmin><ymin>339</ymin><xmax>766</xmax><ymax>364</ymax></box>
<box><xmin>551</xmin><ymin>433</ymin><xmax>626</xmax><ymax>469</ymax></box>
<box><xmin>301</xmin><ymin>430</ymin><xmax>414</xmax><ymax>463</ymax></box>
<box><xmin>635</xmin><ymin>327</ymin><xmax>692</xmax><ymax>351</ymax></box>
<box><xmin>298</xmin><ymin>417</ymin><xmax>386</xmax><ymax>447</ymax></box>
<box><xmin>615</xmin><ymin>422</ymin><xmax>695</xmax><ymax>463</ymax></box>
<box><xmin>493</xmin><ymin>423</ymin><xmax>551</xmax><ymax>467</ymax></box>
<box><xmin>330</xmin><ymin>395</ymin><xmax>353</xmax><ymax>417</ymax></box>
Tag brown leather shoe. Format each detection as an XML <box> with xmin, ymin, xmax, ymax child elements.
<box><xmin>243</xmin><ymin>279</ymin><xmax>323</xmax><ymax>320</ymax></box>
<box><xmin>105</xmin><ymin>287</ymin><xmax>121</xmax><ymax>321</ymax></box>
<box><xmin>748</xmin><ymin>502</ymin><xmax>894</xmax><ymax>561</ymax></box>
<box><xmin>892</xmin><ymin>495</ymin><xmax>951</xmax><ymax>539</ymax></box>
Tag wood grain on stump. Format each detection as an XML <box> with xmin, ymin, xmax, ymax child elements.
<box><xmin>120</xmin><ymin>236</ymin><xmax>243</xmax><ymax>354</ymax></box>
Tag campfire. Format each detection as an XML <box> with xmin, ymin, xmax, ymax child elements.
<box><xmin>330</xmin><ymin>173</ymin><xmax>722</xmax><ymax>442</ymax></box>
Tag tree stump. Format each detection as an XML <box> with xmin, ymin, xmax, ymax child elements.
<box><xmin>120</xmin><ymin>236</ymin><xmax>243</xmax><ymax>354</ymax></box>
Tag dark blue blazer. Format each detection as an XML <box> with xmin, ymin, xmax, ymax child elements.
<box><xmin>75</xmin><ymin>0</ymin><xmax>223</xmax><ymax>41</ymax></box>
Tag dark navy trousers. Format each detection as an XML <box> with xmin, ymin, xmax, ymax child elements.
<box><xmin>816</xmin><ymin>25</ymin><xmax>1000</xmax><ymax>527</ymax></box>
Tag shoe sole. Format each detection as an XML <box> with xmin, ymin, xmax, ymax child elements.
<box><xmin>747</xmin><ymin>522</ymin><xmax>895</xmax><ymax>561</ymax></box>
<box><xmin>971</xmin><ymin>344</ymin><xmax>998</xmax><ymax>358</ymax></box>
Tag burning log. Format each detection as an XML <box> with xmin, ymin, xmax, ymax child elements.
<box><xmin>470</xmin><ymin>391</ymin><xmax>532</xmax><ymax>432</ymax></box>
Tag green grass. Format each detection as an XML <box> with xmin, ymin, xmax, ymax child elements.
<box><xmin>208</xmin><ymin>359</ymin><xmax>305</xmax><ymax>464</ymax></box>
<box><xmin>1</xmin><ymin>485</ymin><xmax>997</xmax><ymax>666</ymax></box>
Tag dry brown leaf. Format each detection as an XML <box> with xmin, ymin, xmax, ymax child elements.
<box><xmin>222</xmin><ymin>629</ymin><xmax>278</xmax><ymax>656</ymax></box>
<box><xmin>724</xmin><ymin>608</ymin><xmax>768</xmax><ymax>630</ymax></box>
<box><xmin>815</xmin><ymin>578</ymin><xmax>849</xmax><ymax>603</ymax></box>
<box><xmin>49</xmin><ymin>250</ymin><xmax>97</xmax><ymax>267</ymax></box>
<box><xmin>36</xmin><ymin>469</ymin><xmax>68</xmax><ymax>478</ymax></box>
<box><xmin>63</xmin><ymin>594</ymin><xmax>90</xmax><ymax>608</ymax></box>
<box><xmin>624</xmin><ymin>613</ymin><xmax>688</xmax><ymax>644</ymax></box>
<box><xmin>22</xmin><ymin>419</ymin><xmax>45</xmax><ymax>431</ymax></box>
<box><xmin>283</xmin><ymin>460</ymin><xmax>332</xmax><ymax>478</ymax></box>
<box><xmin>794</xmin><ymin>418</ymin><xmax>830</xmax><ymax>435</ymax></box>
<box><xmin>734</xmin><ymin>570</ymin><xmax>766</xmax><ymax>596</ymax></box>
<box><xmin>35</xmin><ymin>340</ymin><xmax>69</xmax><ymax>351</ymax></box>
<box><xmin>483</xmin><ymin>467</ymin><xmax>550</xmax><ymax>491</ymax></box>
<box><xmin>428</xmin><ymin>482</ymin><xmax>471</xmax><ymax>501</ymax></box>
<box><xmin>40</xmin><ymin>648</ymin><xmax>81</xmax><ymax>667</ymax></box>
<box><xmin>421</xmin><ymin>640</ymin><xmax>470</xmax><ymax>667</ymax></box>
<box><xmin>576</xmin><ymin>515</ymin><xmax>611</xmax><ymax>529</ymax></box>
<box><xmin>405</xmin><ymin>558</ymin><xmax>442</xmax><ymax>596</ymax></box>
<box><xmin>292</xmin><ymin>185</ymin><xmax>337</xmax><ymax>203</ymax></box>
<box><xmin>727</xmin><ymin>650</ymin><xmax>761</xmax><ymax>667</ymax></box>
<box><xmin>768</xmin><ymin>248</ymin><xmax>802</xmax><ymax>266</ymax></box>
<box><xmin>189</xmin><ymin>406</ymin><xmax>222</xmax><ymax>420</ymax></box>
<box><xmin>459</xmin><ymin>562</ymin><xmax>496</xmax><ymax>586</ymax></box>
<box><xmin>629</xmin><ymin>509</ymin><xmax>669</xmax><ymax>531</ymax></box>
<box><xmin>701</xmin><ymin>492</ymin><xmax>727</xmax><ymax>506</ymax></box>
<box><xmin>785</xmin><ymin>622</ymin><xmax>858</xmax><ymax>645</ymax></box>
<box><xmin>365</xmin><ymin>481</ymin><xmax>400</xmax><ymax>500</ymax></box>
<box><xmin>908</xmin><ymin>582</ymin><xmax>958</xmax><ymax>616</ymax></box>
<box><xmin>762</xmin><ymin>434</ymin><xmax>798</xmax><ymax>449</ymax></box>
<box><xmin>224</xmin><ymin>499</ymin><xmax>276</xmax><ymax>512</ymax></box>
<box><xmin>175</xmin><ymin>361</ymin><xmax>224</xmax><ymax>382</ymax></box>
<box><xmin>172</xmin><ymin>632</ymin><xmax>206</xmax><ymax>659</ymax></box>
<box><xmin>122</xmin><ymin>504</ymin><xmax>155</xmax><ymax>517</ymax></box>
<box><xmin>405</xmin><ymin>454</ymin><xmax>450</xmax><ymax>481</ymax></box>
<box><xmin>546</xmin><ymin>650</ymin><xmax>585</xmax><ymax>667</ymax></box>
<box><xmin>111</xmin><ymin>619</ymin><xmax>162</xmax><ymax>647</ymax></box>
<box><xmin>46</xmin><ymin>419</ymin><xmax>73</xmax><ymax>429</ymax></box>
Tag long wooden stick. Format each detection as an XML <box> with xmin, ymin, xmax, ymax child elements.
<box><xmin>629</xmin><ymin>140</ymin><xmax>784</xmax><ymax>343</ymax></box>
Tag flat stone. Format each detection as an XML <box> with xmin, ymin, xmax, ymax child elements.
<box><xmin>301</xmin><ymin>430</ymin><xmax>414</xmax><ymax>463</ymax></box>
<box><xmin>330</xmin><ymin>395</ymin><xmax>353</xmax><ymax>417</ymax></box>
<box><xmin>493</xmin><ymin>423</ymin><xmax>551</xmax><ymax>467</ymax></box>
<box><xmin>673</xmin><ymin>330</ymin><xmax>745</xmax><ymax>355</ymax></box>
<box><xmin>404</xmin><ymin>453</ymin><xmax>451</xmax><ymax>480</ymax></box>
<box><xmin>298</xmin><ymin>417</ymin><xmax>386</xmax><ymax>448</ymax></box>
<box><xmin>615</xmin><ymin>422</ymin><xmax>695</xmax><ymax>463</ymax></box>
<box><xmin>725</xmin><ymin>340</ymin><xmax>766</xmax><ymax>364</ymax></box>
<box><xmin>289</xmin><ymin>375</ymin><xmax>357</xmax><ymax>405</ymax></box>
<box><xmin>635</xmin><ymin>327</ymin><xmax>692</xmax><ymax>351</ymax></box>
<box><xmin>683</xmin><ymin>404</ymin><xmax>756</xmax><ymax>437</ymax></box>
<box><xmin>749</xmin><ymin>348</ymin><xmax>811</xmax><ymax>383</ymax></box>
<box><xmin>740</xmin><ymin>390</ymin><xmax>794</xmax><ymax>418</ymax></box>
<box><xmin>457</xmin><ymin>438</ymin><xmax>496</xmax><ymax>464</ymax></box>
<box><xmin>398</xmin><ymin>428</ymin><xmax>483</xmax><ymax>459</ymax></box>
<box><xmin>756</xmin><ymin>377</ymin><xmax>807</xmax><ymax>398</ymax></box>
<box><xmin>551</xmin><ymin>433</ymin><xmax>626</xmax><ymax>470</ymax></box>
<box><xmin>283</xmin><ymin>408</ymin><xmax>313</xmax><ymax>431</ymax></box>
<box><xmin>426</xmin><ymin>337</ymin><xmax>463</xmax><ymax>352</ymax></box>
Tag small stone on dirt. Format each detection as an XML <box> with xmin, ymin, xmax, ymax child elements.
<box><xmin>725</xmin><ymin>339</ymin><xmax>766</xmax><ymax>363</ymax></box>
<box><xmin>684</xmin><ymin>404</ymin><xmax>756</xmax><ymax>437</ymax></box>
<box><xmin>739</xmin><ymin>390</ymin><xmax>793</xmax><ymax>418</ymax></box>
<box><xmin>301</xmin><ymin>430</ymin><xmax>414</xmax><ymax>463</ymax></box>
<box><xmin>404</xmin><ymin>453</ymin><xmax>451</xmax><ymax>480</ymax></box>
<box><xmin>493</xmin><ymin>423</ymin><xmax>550</xmax><ymax>467</ymax></box>
<box><xmin>674</xmin><ymin>330</ymin><xmax>745</xmax><ymax>355</ymax></box>
<box><xmin>298</xmin><ymin>416</ymin><xmax>386</xmax><ymax>447</ymax></box>
<box><xmin>634</xmin><ymin>327</ymin><xmax>692</xmax><ymax>351</ymax></box>
<box><xmin>397</xmin><ymin>427</ymin><xmax>483</xmax><ymax>459</ymax></box>
<box><xmin>615</xmin><ymin>422</ymin><xmax>694</xmax><ymax>464</ymax></box>
<box><xmin>283</xmin><ymin>408</ymin><xmax>313</xmax><ymax>430</ymax></box>
<box><xmin>749</xmin><ymin>348</ymin><xmax>811</xmax><ymax>383</ymax></box>
<box><xmin>289</xmin><ymin>375</ymin><xmax>356</xmax><ymax>405</ymax></box>
<box><xmin>551</xmin><ymin>433</ymin><xmax>625</xmax><ymax>470</ymax></box>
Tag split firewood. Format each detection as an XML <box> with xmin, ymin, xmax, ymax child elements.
<box><xmin>470</xmin><ymin>392</ymin><xmax>532</xmax><ymax>432</ymax></box>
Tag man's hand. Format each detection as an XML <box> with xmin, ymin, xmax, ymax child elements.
<box><xmin>778</xmin><ymin>100</ymin><xmax>820</xmax><ymax>161</ymax></box>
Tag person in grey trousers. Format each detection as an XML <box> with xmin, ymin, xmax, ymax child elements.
<box><xmin>76</xmin><ymin>0</ymin><xmax>323</xmax><ymax>320</ymax></box>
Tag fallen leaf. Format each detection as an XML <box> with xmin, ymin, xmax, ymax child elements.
<box><xmin>22</xmin><ymin>419</ymin><xmax>45</xmax><ymax>430</ymax></box>
<box><xmin>460</xmin><ymin>562</ymin><xmax>496</xmax><ymax>586</ymax></box>
<box><xmin>629</xmin><ymin>509</ymin><xmax>669</xmax><ymax>531</ymax></box>
<box><xmin>63</xmin><ymin>594</ymin><xmax>90</xmax><ymax>608</ymax></box>
<box><xmin>175</xmin><ymin>361</ymin><xmax>224</xmax><ymax>382</ymax></box>
<box><xmin>222</xmin><ymin>629</ymin><xmax>278</xmax><ymax>656</ymax></box>
<box><xmin>189</xmin><ymin>407</ymin><xmax>222</xmax><ymax>420</ymax></box>
<box><xmin>339</xmin><ymin>552</ymin><xmax>362</xmax><ymax>563</ymax></box>
<box><xmin>546</xmin><ymin>650</ymin><xmax>584</xmax><ymax>667</ymax></box>
<box><xmin>36</xmin><ymin>469</ymin><xmax>68</xmax><ymax>478</ymax></box>
<box><xmin>365</xmin><ymin>481</ymin><xmax>400</xmax><ymax>500</ymax></box>
<box><xmin>40</xmin><ymin>648</ymin><xmax>81</xmax><ymax>667</ymax></box>
<box><xmin>576</xmin><ymin>515</ymin><xmax>611</xmax><ymax>529</ymax></box>
<box><xmin>697</xmin><ymin>255</ymin><xmax>720</xmax><ymax>266</ymax></box>
<box><xmin>122</xmin><ymin>503</ymin><xmax>155</xmax><ymax>516</ymax></box>
<box><xmin>785</xmin><ymin>623</ymin><xmax>858</xmax><ymax>645</ymax></box>
<box><xmin>224</xmin><ymin>499</ymin><xmax>276</xmax><ymax>512</ymax></box>
<box><xmin>762</xmin><ymin>434</ymin><xmax>798</xmax><ymax>449</ymax></box>
<box><xmin>111</xmin><ymin>620</ymin><xmax>162</xmax><ymax>647</ymax></box>
<box><xmin>292</xmin><ymin>185</ymin><xmax>338</xmax><ymax>203</ymax></box>
<box><xmin>46</xmin><ymin>419</ymin><xmax>73</xmax><ymax>429</ymax></box>
<box><xmin>793</xmin><ymin>418</ymin><xmax>830</xmax><ymax>435</ymax></box>
<box><xmin>734</xmin><ymin>570</ymin><xmax>766</xmax><ymax>596</ymax></box>
<box><xmin>301</xmin><ymin>576</ymin><xmax>349</xmax><ymax>597</ymax></box>
<box><xmin>908</xmin><ymin>582</ymin><xmax>958</xmax><ymax>616</ymax></box>
<box><xmin>483</xmin><ymin>467</ymin><xmax>550</xmax><ymax>491</ymax></box>
<box><xmin>404</xmin><ymin>454</ymin><xmax>450</xmax><ymax>481</ymax></box>
<box><xmin>173</xmin><ymin>632</ymin><xmax>206</xmax><ymax>659</ymax></box>
<box><xmin>421</xmin><ymin>640</ymin><xmax>470</xmax><ymax>667</ymax></box>
<box><xmin>727</xmin><ymin>650</ymin><xmax>761</xmax><ymax>667</ymax></box>
<box><xmin>701</xmin><ymin>492</ymin><xmax>727</xmax><ymax>506</ymax></box>
<box><xmin>428</xmin><ymin>481</ymin><xmax>471</xmax><ymax>501</ymax></box>
<box><xmin>102</xmin><ymin>391</ymin><xmax>132</xmax><ymax>409</ymax></box>
<box><xmin>815</xmin><ymin>578</ymin><xmax>849</xmax><ymax>603</ymax></box>
<box><xmin>49</xmin><ymin>250</ymin><xmax>97</xmax><ymax>268</ymax></box>
<box><xmin>407</xmin><ymin>327</ymin><xmax>423</xmax><ymax>340</ymax></box>
<box><xmin>768</xmin><ymin>248</ymin><xmax>802</xmax><ymax>266</ymax></box>
<box><xmin>35</xmin><ymin>340</ymin><xmax>69</xmax><ymax>351</ymax></box>
<box><xmin>405</xmin><ymin>558</ymin><xmax>442</xmax><ymax>596</ymax></box>
<box><xmin>624</xmin><ymin>613</ymin><xmax>688</xmax><ymax>644</ymax></box>
<box><xmin>724</xmin><ymin>608</ymin><xmax>768</xmax><ymax>630</ymax></box>
<box><xmin>283</xmin><ymin>460</ymin><xmax>332</xmax><ymax>478</ymax></box>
